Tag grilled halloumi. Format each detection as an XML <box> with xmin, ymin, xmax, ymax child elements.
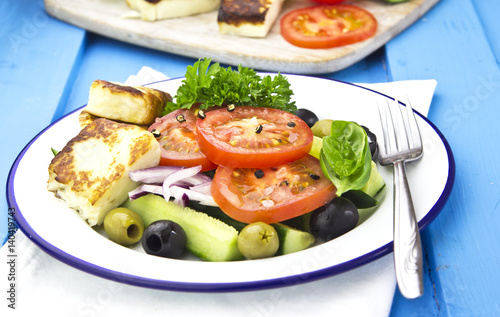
<box><xmin>125</xmin><ymin>0</ymin><xmax>220</xmax><ymax>21</ymax></box>
<box><xmin>217</xmin><ymin>0</ymin><xmax>284</xmax><ymax>37</ymax></box>
<box><xmin>48</xmin><ymin>118</ymin><xmax>161</xmax><ymax>226</ymax></box>
<box><xmin>83</xmin><ymin>80</ymin><xmax>171</xmax><ymax>127</ymax></box>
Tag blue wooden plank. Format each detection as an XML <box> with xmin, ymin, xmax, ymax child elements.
<box><xmin>385</xmin><ymin>0</ymin><xmax>500</xmax><ymax>315</ymax></box>
<box><xmin>327</xmin><ymin>47</ymin><xmax>389</xmax><ymax>84</ymax></box>
<box><xmin>471</xmin><ymin>0</ymin><xmax>500</xmax><ymax>63</ymax></box>
<box><xmin>60</xmin><ymin>33</ymin><xmax>389</xmax><ymax>119</ymax></box>
<box><xmin>59</xmin><ymin>33</ymin><xmax>202</xmax><ymax>117</ymax></box>
<box><xmin>1</xmin><ymin>0</ymin><xmax>86</xmax><ymax>244</ymax></box>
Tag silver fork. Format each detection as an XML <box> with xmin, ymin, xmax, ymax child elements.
<box><xmin>378</xmin><ymin>97</ymin><xmax>424</xmax><ymax>299</ymax></box>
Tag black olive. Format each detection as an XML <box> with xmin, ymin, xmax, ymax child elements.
<box><xmin>361</xmin><ymin>125</ymin><xmax>378</xmax><ymax>160</ymax></box>
<box><xmin>296</xmin><ymin>108</ymin><xmax>319</xmax><ymax>128</ymax></box>
<box><xmin>141</xmin><ymin>220</ymin><xmax>187</xmax><ymax>259</ymax></box>
<box><xmin>309</xmin><ymin>197</ymin><xmax>359</xmax><ymax>242</ymax></box>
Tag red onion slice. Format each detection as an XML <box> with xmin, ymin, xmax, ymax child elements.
<box><xmin>170</xmin><ymin>186</ymin><xmax>217</xmax><ymax>206</ymax></box>
<box><xmin>128</xmin><ymin>184</ymin><xmax>163</xmax><ymax>200</ymax></box>
<box><xmin>162</xmin><ymin>166</ymin><xmax>202</xmax><ymax>202</ymax></box>
<box><xmin>129</xmin><ymin>166</ymin><xmax>181</xmax><ymax>184</ymax></box>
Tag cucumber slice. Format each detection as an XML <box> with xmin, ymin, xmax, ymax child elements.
<box><xmin>123</xmin><ymin>194</ymin><xmax>243</xmax><ymax>262</ymax></box>
<box><xmin>189</xmin><ymin>202</ymin><xmax>247</xmax><ymax>232</ymax></box>
<box><xmin>308</xmin><ymin>136</ymin><xmax>323</xmax><ymax>159</ymax></box>
<box><xmin>342</xmin><ymin>161</ymin><xmax>386</xmax><ymax>208</ymax></box>
<box><xmin>272</xmin><ymin>223</ymin><xmax>315</xmax><ymax>255</ymax></box>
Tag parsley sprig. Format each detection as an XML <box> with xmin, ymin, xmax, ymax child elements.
<box><xmin>164</xmin><ymin>58</ymin><xmax>297</xmax><ymax>114</ymax></box>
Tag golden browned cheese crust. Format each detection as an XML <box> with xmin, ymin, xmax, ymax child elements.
<box><xmin>84</xmin><ymin>80</ymin><xmax>172</xmax><ymax>126</ymax></box>
<box><xmin>218</xmin><ymin>0</ymin><xmax>272</xmax><ymax>25</ymax></box>
<box><xmin>47</xmin><ymin>118</ymin><xmax>161</xmax><ymax>226</ymax></box>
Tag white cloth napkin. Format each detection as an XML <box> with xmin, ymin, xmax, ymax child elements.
<box><xmin>1</xmin><ymin>67</ymin><xmax>437</xmax><ymax>317</ymax></box>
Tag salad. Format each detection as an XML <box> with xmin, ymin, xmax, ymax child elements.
<box><xmin>88</xmin><ymin>58</ymin><xmax>386</xmax><ymax>262</ymax></box>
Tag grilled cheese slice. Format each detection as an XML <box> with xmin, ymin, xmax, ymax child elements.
<box><xmin>218</xmin><ymin>0</ymin><xmax>284</xmax><ymax>37</ymax></box>
<box><xmin>83</xmin><ymin>80</ymin><xmax>171</xmax><ymax>127</ymax></box>
<box><xmin>125</xmin><ymin>0</ymin><xmax>220</xmax><ymax>21</ymax></box>
<box><xmin>48</xmin><ymin>118</ymin><xmax>161</xmax><ymax>226</ymax></box>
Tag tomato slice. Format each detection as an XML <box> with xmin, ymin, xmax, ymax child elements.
<box><xmin>149</xmin><ymin>108</ymin><xmax>217</xmax><ymax>172</ymax></box>
<box><xmin>212</xmin><ymin>155</ymin><xmax>337</xmax><ymax>223</ymax></box>
<box><xmin>280</xmin><ymin>4</ymin><xmax>377</xmax><ymax>49</ymax></box>
<box><xmin>310</xmin><ymin>0</ymin><xmax>346</xmax><ymax>3</ymax></box>
<box><xmin>196</xmin><ymin>106</ymin><xmax>313</xmax><ymax>168</ymax></box>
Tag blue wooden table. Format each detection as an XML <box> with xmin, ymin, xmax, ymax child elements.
<box><xmin>2</xmin><ymin>0</ymin><xmax>499</xmax><ymax>315</ymax></box>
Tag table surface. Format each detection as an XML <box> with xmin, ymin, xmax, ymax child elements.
<box><xmin>2</xmin><ymin>0</ymin><xmax>499</xmax><ymax>315</ymax></box>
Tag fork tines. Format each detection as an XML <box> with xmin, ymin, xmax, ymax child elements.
<box><xmin>377</xmin><ymin>97</ymin><xmax>423</xmax><ymax>164</ymax></box>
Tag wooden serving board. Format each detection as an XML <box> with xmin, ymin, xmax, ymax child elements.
<box><xmin>44</xmin><ymin>0</ymin><xmax>439</xmax><ymax>74</ymax></box>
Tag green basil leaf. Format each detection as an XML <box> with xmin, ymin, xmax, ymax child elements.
<box><xmin>320</xmin><ymin>121</ymin><xmax>372</xmax><ymax>195</ymax></box>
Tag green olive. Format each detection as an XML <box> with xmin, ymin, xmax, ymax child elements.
<box><xmin>237</xmin><ymin>222</ymin><xmax>279</xmax><ymax>259</ymax></box>
<box><xmin>311</xmin><ymin>119</ymin><xmax>333</xmax><ymax>138</ymax></box>
<box><xmin>103</xmin><ymin>207</ymin><xmax>144</xmax><ymax>246</ymax></box>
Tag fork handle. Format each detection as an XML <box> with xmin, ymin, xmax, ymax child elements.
<box><xmin>393</xmin><ymin>160</ymin><xmax>424</xmax><ymax>299</ymax></box>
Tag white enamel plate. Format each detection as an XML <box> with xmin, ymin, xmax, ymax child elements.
<box><xmin>7</xmin><ymin>75</ymin><xmax>454</xmax><ymax>291</ymax></box>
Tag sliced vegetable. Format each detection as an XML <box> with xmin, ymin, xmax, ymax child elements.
<box><xmin>149</xmin><ymin>108</ymin><xmax>217</xmax><ymax>172</ymax></box>
<box><xmin>362</xmin><ymin>125</ymin><xmax>378</xmax><ymax>159</ymax></box>
<box><xmin>320</xmin><ymin>120</ymin><xmax>372</xmax><ymax>196</ymax></box>
<box><xmin>280</xmin><ymin>4</ymin><xmax>377</xmax><ymax>49</ymax></box>
<box><xmin>335</xmin><ymin>161</ymin><xmax>386</xmax><ymax>208</ymax></box>
<box><xmin>212</xmin><ymin>155</ymin><xmax>337</xmax><ymax>224</ymax></box>
<box><xmin>165</xmin><ymin>58</ymin><xmax>297</xmax><ymax>114</ymax></box>
<box><xmin>129</xmin><ymin>166</ymin><xmax>182</xmax><ymax>184</ymax></box>
<box><xmin>310</xmin><ymin>0</ymin><xmax>346</xmax><ymax>3</ymax></box>
<box><xmin>272</xmin><ymin>223</ymin><xmax>315</xmax><ymax>255</ymax></box>
<box><xmin>309</xmin><ymin>136</ymin><xmax>323</xmax><ymax>159</ymax></box>
<box><xmin>123</xmin><ymin>194</ymin><xmax>243</xmax><ymax>261</ymax></box>
<box><xmin>162</xmin><ymin>165</ymin><xmax>202</xmax><ymax>200</ymax></box>
<box><xmin>128</xmin><ymin>165</ymin><xmax>216</xmax><ymax>206</ymax></box>
<box><xmin>311</xmin><ymin>119</ymin><xmax>334</xmax><ymax>138</ymax></box>
<box><xmin>142</xmin><ymin>220</ymin><xmax>187</xmax><ymax>259</ymax></box>
<box><xmin>296</xmin><ymin>108</ymin><xmax>319</xmax><ymax>128</ymax></box>
<box><xmin>309</xmin><ymin>197</ymin><xmax>359</xmax><ymax>242</ymax></box>
<box><xmin>196</xmin><ymin>106</ymin><xmax>313</xmax><ymax>168</ymax></box>
<box><xmin>103</xmin><ymin>207</ymin><xmax>144</xmax><ymax>246</ymax></box>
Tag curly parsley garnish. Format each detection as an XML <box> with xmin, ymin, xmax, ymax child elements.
<box><xmin>164</xmin><ymin>58</ymin><xmax>297</xmax><ymax>115</ymax></box>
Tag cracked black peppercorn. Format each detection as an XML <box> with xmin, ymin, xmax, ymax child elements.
<box><xmin>254</xmin><ymin>170</ymin><xmax>265</xmax><ymax>179</ymax></box>
<box><xmin>309</xmin><ymin>173</ymin><xmax>320</xmax><ymax>180</ymax></box>
<box><xmin>176</xmin><ymin>114</ymin><xmax>186</xmax><ymax>123</ymax></box>
<box><xmin>151</xmin><ymin>129</ymin><xmax>161</xmax><ymax>138</ymax></box>
<box><xmin>197</xmin><ymin>109</ymin><xmax>206</xmax><ymax>119</ymax></box>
